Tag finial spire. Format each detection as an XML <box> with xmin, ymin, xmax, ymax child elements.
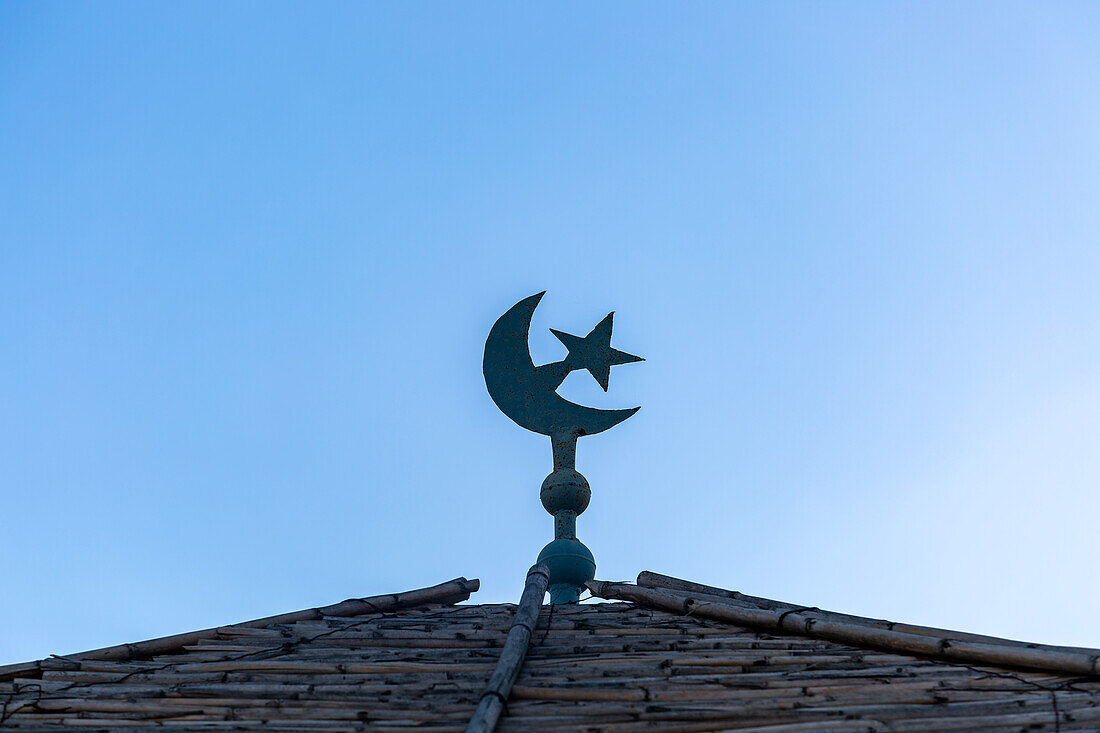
<box><xmin>484</xmin><ymin>293</ymin><xmax>643</xmax><ymax>603</ymax></box>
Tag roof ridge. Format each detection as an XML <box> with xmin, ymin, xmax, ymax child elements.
<box><xmin>589</xmin><ymin>575</ymin><xmax>1100</xmax><ymax>677</ymax></box>
<box><xmin>466</xmin><ymin>564</ymin><xmax>549</xmax><ymax>733</ymax></box>
<box><xmin>0</xmin><ymin>576</ymin><xmax>479</xmax><ymax>682</ymax></box>
<box><xmin>637</xmin><ymin>571</ymin><xmax>1100</xmax><ymax>656</ymax></box>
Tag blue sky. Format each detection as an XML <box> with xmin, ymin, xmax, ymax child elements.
<box><xmin>2</xmin><ymin>2</ymin><xmax>1099</xmax><ymax>664</ymax></box>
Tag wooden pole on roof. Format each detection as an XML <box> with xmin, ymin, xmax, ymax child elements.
<box><xmin>637</xmin><ymin>570</ymin><xmax>1100</xmax><ymax>654</ymax></box>
<box><xmin>0</xmin><ymin>576</ymin><xmax>480</xmax><ymax>681</ymax></box>
<box><xmin>588</xmin><ymin>579</ymin><xmax>1100</xmax><ymax>677</ymax></box>
<box><xmin>465</xmin><ymin>564</ymin><xmax>549</xmax><ymax>733</ymax></box>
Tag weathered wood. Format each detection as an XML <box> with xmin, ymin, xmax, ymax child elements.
<box><xmin>0</xmin><ymin>576</ymin><xmax>479</xmax><ymax>675</ymax></box>
<box><xmin>590</xmin><ymin>579</ymin><xmax>1100</xmax><ymax>677</ymax></box>
<box><xmin>465</xmin><ymin>564</ymin><xmax>549</xmax><ymax>733</ymax></box>
<box><xmin>638</xmin><ymin>571</ymin><xmax>799</xmax><ymax>611</ymax></box>
<box><xmin>6</xmin><ymin>581</ymin><xmax>1100</xmax><ymax>731</ymax></box>
<box><xmin>639</xmin><ymin>570</ymin><xmax>1100</xmax><ymax>655</ymax></box>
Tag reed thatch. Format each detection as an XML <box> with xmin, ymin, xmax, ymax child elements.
<box><xmin>2</xmin><ymin>571</ymin><xmax>1099</xmax><ymax>731</ymax></box>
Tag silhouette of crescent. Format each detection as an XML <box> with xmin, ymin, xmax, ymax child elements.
<box><xmin>484</xmin><ymin>292</ymin><xmax>640</xmax><ymax>436</ymax></box>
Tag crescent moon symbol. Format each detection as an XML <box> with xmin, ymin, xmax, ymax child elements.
<box><xmin>484</xmin><ymin>292</ymin><xmax>640</xmax><ymax>437</ymax></box>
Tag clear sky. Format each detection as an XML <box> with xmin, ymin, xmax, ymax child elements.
<box><xmin>2</xmin><ymin>2</ymin><xmax>1099</xmax><ymax>665</ymax></box>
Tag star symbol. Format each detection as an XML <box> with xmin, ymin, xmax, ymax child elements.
<box><xmin>551</xmin><ymin>313</ymin><xmax>644</xmax><ymax>391</ymax></box>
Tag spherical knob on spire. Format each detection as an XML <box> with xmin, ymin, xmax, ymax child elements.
<box><xmin>540</xmin><ymin>469</ymin><xmax>591</xmax><ymax>515</ymax></box>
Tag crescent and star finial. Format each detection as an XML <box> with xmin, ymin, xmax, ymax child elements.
<box><xmin>483</xmin><ymin>292</ymin><xmax>643</xmax><ymax>605</ymax></box>
<box><xmin>483</xmin><ymin>292</ymin><xmax>643</xmax><ymax>437</ymax></box>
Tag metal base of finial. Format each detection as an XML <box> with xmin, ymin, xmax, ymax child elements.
<box><xmin>538</xmin><ymin>432</ymin><xmax>595</xmax><ymax>603</ymax></box>
<box><xmin>538</xmin><ymin>538</ymin><xmax>595</xmax><ymax>604</ymax></box>
<box><xmin>548</xmin><ymin>583</ymin><xmax>584</xmax><ymax>605</ymax></box>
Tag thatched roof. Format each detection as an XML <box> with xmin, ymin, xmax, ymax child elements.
<box><xmin>3</xmin><ymin>571</ymin><xmax>1099</xmax><ymax>731</ymax></box>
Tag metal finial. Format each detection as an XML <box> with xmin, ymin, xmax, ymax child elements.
<box><xmin>483</xmin><ymin>292</ymin><xmax>643</xmax><ymax>603</ymax></box>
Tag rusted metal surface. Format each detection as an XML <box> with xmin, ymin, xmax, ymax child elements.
<box><xmin>483</xmin><ymin>292</ymin><xmax>641</xmax><ymax>438</ymax></box>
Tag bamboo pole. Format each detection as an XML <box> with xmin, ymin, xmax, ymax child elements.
<box><xmin>638</xmin><ymin>571</ymin><xmax>1100</xmax><ymax>654</ymax></box>
<box><xmin>465</xmin><ymin>564</ymin><xmax>549</xmax><ymax>733</ymax></box>
<box><xmin>0</xmin><ymin>576</ymin><xmax>479</xmax><ymax>681</ymax></box>
<box><xmin>637</xmin><ymin>571</ymin><xmax>795</xmax><ymax>611</ymax></box>
<box><xmin>588</xmin><ymin>580</ymin><xmax>1100</xmax><ymax>677</ymax></box>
